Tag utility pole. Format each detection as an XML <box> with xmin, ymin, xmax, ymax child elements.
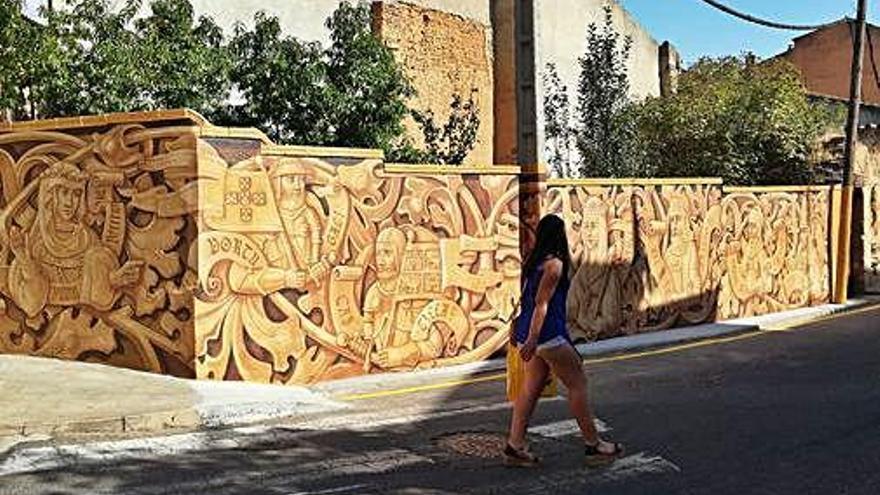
<box><xmin>834</xmin><ymin>0</ymin><xmax>869</xmax><ymax>303</ymax></box>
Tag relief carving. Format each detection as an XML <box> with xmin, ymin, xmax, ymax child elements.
<box><xmin>0</xmin><ymin>115</ymin><xmax>838</xmax><ymax>385</ymax></box>
<box><xmin>0</xmin><ymin>124</ymin><xmax>198</xmax><ymax>375</ymax></box>
<box><xmin>195</xmin><ymin>145</ymin><xmax>520</xmax><ymax>384</ymax></box>
<box><xmin>549</xmin><ymin>183</ymin><xmax>830</xmax><ymax>341</ymax></box>
<box><xmin>866</xmin><ymin>185</ymin><xmax>880</xmax><ymax>292</ymax></box>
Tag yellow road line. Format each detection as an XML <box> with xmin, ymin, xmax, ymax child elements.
<box><xmin>337</xmin><ymin>332</ymin><xmax>763</xmax><ymax>401</ymax></box>
<box><xmin>582</xmin><ymin>331</ymin><xmax>763</xmax><ymax>365</ymax></box>
<box><xmin>338</xmin><ymin>372</ymin><xmax>506</xmax><ymax>401</ymax></box>
<box><xmin>337</xmin><ymin>304</ymin><xmax>880</xmax><ymax>402</ymax></box>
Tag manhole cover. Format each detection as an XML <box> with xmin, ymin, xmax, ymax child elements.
<box><xmin>435</xmin><ymin>432</ymin><xmax>507</xmax><ymax>458</ymax></box>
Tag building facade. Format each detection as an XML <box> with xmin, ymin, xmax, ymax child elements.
<box><xmin>777</xmin><ymin>19</ymin><xmax>880</xmax><ymax>126</ymax></box>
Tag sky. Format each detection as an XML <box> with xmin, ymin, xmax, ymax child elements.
<box><xmin>619</xmin><ymin>0</ymin><xmax>878</xmax><ymax>65</ymax></box>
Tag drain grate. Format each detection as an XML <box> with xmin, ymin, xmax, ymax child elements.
<box><xmin>435</xmin><ymin>431</ymin><xmax>507</xmax><ymax>459</ymax></box>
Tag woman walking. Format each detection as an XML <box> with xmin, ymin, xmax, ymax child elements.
<box><xmin>505</xmin><ymin>214</ymin><xmax>624</xmax><ymax>467</ymax></box>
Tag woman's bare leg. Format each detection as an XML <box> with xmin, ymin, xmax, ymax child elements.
<box><xmin>507</xmin><ymin>354</ymin><xmax>550</xmax><ymax>449</ymax></box>
<box><xmin>539</xmin><ymin>344</ymin><xmax>615</xmax><ymax>452</ymax></box>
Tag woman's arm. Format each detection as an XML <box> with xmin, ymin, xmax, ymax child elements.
<box><xmin>521</xmin><ymin>257</ymin><xmax>562</xmax><ymax>361</ymax></box>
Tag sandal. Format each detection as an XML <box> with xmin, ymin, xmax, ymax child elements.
<box><xmin>503</xmin><ymin>443</ymin><xmax>540</xmax><ymax>468</ymax></box>
<box><xmin>584</xmin><ymin>441</ymin><xmax>625</xmax><ymax>467</ymax></box>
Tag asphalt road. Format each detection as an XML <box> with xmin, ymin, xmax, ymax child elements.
<box><xmin>2</xmin><ymin>307</ymin><xmax>879</xmax><ymax>495</ymax></box>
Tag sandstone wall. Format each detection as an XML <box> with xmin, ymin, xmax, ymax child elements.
<box><xmin>0</xmin><ymin>111</ymin><xmax>841</xmax><ymax>386</ymax></box>
<box><xmin>194</xmin><ymin>140</ymin><xmax>519</xmax><ymax>384</ymax></box>
<box><xmin>548</xmin><ymin>180</ymin><xmax>832</xmax><ymax>341</ymax></box>
<box><xmin>0</xmin><ymin>110</ymin><xmax>205</xmax><ymax>377</ymax></box>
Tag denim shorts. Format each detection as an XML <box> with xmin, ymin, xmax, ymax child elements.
<box><xmin>537</xmin><ymin>336</ymin><xmax>569</xmax><ymax>351</ymax></box>
<box><xmin>518</xmin><ymin>335</ymin><xmax>569</xmax><ymax>352</ymax></box>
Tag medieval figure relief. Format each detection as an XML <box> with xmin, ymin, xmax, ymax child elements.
<box><xmin>195</xmin><ymin>145</ymin><xmax>520</xmax><ymax>385</ymax></box>
<box><xmin>564</xmin><ymin>195</ymin><xmax>624</xmax><ymax>340</ymax></box>
<box><xmin>718</xmin><ymin>191</ymin><xmax>830</xmax><ymax>318</ymax></box>
<box><xmin>549</xmin><ymin>183</ymin><xmax>723</xmax><ymax>341</ymax></box>
<box><xmin>0</xmin><ymin>124</ymin><xmax>199</xmax><ymax>375</ymax></box>
<box><xmin>8</xmin><ymin>163</ymin><xmax>142</xmax><ymax>317</ymax></box>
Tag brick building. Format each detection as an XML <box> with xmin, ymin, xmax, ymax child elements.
<box><xmin>776</xmin><ymin>19</ymin><xmax>880</xmax><ymax>126</ymax></box>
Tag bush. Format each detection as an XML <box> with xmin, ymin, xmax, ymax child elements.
<box><xmin>629</xmin><ymin>56</ymin><xmax>844</xmax><ymax>185</ymax></box>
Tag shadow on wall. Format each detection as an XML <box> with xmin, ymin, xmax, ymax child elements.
<box><xmin>550</xmin><ymin>181</ymin><xmax>833</xmax><ymax>343</ymax></box>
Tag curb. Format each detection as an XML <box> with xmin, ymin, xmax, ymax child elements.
<box><xmin>4</xmin><ymin>407</ymin><xmax>202</xmax><ymax>439</ymax></box>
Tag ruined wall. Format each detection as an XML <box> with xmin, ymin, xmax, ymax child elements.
<box><xmin>373</xmin><ymin>1</ymin><xmax>495</xmax><ymax>166</ymax></box>
<box><xmin>0</xmin><ymin>110</ymin><xmax>204</xmax><ymax>377</ymax></box>
<box><xmin>548</xmin><ymin>180</ymin><xmax>832</xmax><ymax>341</ymax></box>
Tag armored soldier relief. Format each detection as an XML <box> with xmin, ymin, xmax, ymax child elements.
<box><xmin>194</xmin><ymin>145</ymin><xmax>521</xmax><ymax>384</ymax></box>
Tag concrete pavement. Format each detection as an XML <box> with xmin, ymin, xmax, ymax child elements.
<box><xmin>2</xmin><ymin>304</ymin><xmax>878</xmax><ymax>494</ymax></box>
<box><xmin>0</xmin><ymin>355</ymin><xmax>345</xmax><ymax>441</ymax></box>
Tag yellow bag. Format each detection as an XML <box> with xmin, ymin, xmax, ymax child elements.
<box><xmin>506</xmin><ymin>343</ymin><xmax>558</xmax><ymax>402</ymax></box>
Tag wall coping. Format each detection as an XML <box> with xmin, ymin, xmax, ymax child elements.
<box><xmin>723</xmin><ymin>185</ymin><xmax>834</xmax><ymax>193</ymax></box>
<box><xmin>264</xmin><ymin>144</ymin><xmax>385</xmax><ymax>160</ymax></box>
<box><xmin>0</xmin><ymin>109</ymin><xmax>207</xmax><ymax>132</ymax></box>
<box><xmin>547</xmin><ymin>177</ymin><xmax>724</xmax><ymax>186</ymax></box>
<box><xmin>199</xmin><ymin>125</ymin><xmax>273</xmax><ymax>144</ymax></box>
<box><xmin>384</xmin><ymin>163</ymin><xmax>521</xmax><ymax>175</ymax></box>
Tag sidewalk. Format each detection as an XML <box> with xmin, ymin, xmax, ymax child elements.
<box><xmin>0</xmin><ymin>355</ymin><xmax>346</xmax><ymax>441</ymax></box>
<box><xmin>2</xmin><ymin>297</ymin><xmax>877</xmax><ymax>452</ymax></box>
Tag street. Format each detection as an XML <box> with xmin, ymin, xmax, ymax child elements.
<box><xmin>2</xmin><ymin>307</ymin><xmax>879</xmax><ymax>495</ymax></box>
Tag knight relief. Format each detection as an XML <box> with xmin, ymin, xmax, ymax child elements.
<box><xmin>195</xmin><ymin>147</ymin><xmax>519</xmax><ymax>385</ymax></box>
<box><xmin>7</xmin><ymin>163</ymin><xmax>142</xmax><ymax>320</ymax></box>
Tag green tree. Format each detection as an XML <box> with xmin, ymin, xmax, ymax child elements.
<box><xmin>324</xmin><ymin>1</ymin><xmax>412</xmax><ymax>151</ymax></box>
<box><xmin>40</xmin><ymin>0</ymin><xmax>148</xmax><ymax>116</ymax></box>
<box><xmin>223</xmin><ymin>1</ymin><xmax>413</xmax><ymax>152</ymax></box>
<box><xmin>542</xmin><ymin>63</ymin><xmax>572</xmax><ymax>177</ymax></box>
<box><xmin>223</xmin><ymin>12</ymin><xmax>332</xmax><ymax>144</ymax></box>
<box><xmin>0</xmin><ymin>0</ymin><xmax>232</xmax><ymax>119</ymax></box>
<box><xmin>0</xmin><ymin>0</ymin><xmax>53</xmax><ymax>120</ymax></box>
<box><xmin>134</xmin><ymin>0</ymin><xmax>233</xmax><ymax>116</ymax></box>
<box><xmin>574</xmin><ymin>5</ymin><xmax>635</xmax><ymax>177</ymax></box>
<box><xmin>630</xmin><ymin>56</ymin><xmax>843</xmax><ymax>185</ymax></box>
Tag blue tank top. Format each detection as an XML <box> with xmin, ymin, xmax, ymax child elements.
<box><xmin>514</xmin><ymin>259</ymin><xmax>570</xmax><ymax>345</ymax></box>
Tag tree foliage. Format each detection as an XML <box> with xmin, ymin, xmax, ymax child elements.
<box><xmin>542</xmin><ymin>63</ymin><xmax>572</xmax><ymax>177</ymax></box>
<box><xmin>574</xmin><ymin>6</ymin><xmax>636</xmax><ymax>177</ymax></box>
<box><xmin>1</xmin><ymin>0</ymin><xmax>233</xmax><ymax>119</ymax></box>
<box><xmin>0</xmin><ymin>0</ymin><xmax>462</xmax><ymax>162</ymax></box>
<box><xmin>630</xmin><ymin>56</ymin><xmax>844</xmax><ymax>185</ymax></box>
<box><xmin>222</xmin><ymin>12</ymin><xmax>331</xmax><ymax>144</ymax></box>
<box><xmin>222</xmin><ymin>1</ymin><xmax>414</xmax><ymax>151</ymax></box>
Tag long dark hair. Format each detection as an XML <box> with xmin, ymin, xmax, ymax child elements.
<box><xmin>524</xmin><ymin>214</ymin><xmax>572</xmax><ymax>281</ymax></box>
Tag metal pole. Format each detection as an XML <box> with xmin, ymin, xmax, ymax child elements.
<box><xmin>834</xmin><ymin>0</ymin><xmax>868</xmax><ymax>303</ymax></box>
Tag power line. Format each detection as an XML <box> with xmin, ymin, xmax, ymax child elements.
<box><xmin>699</xmin><ymin>0</ymin><xmax>842</xmax><ymax>31</ymax></box>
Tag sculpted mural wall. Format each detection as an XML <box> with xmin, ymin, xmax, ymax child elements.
<box><xmin>0</xmin><ymin>119</ymin><xmax>199</xmax><ymax>376</ymax></box>
<box><xmin>548</xmin><ymin>181</ymin><xmax>831</xmax><ymax>342</ymax></box>
<box><xmin>0</xmin><ymin>112</ymin><xmax>840</xmax><ymax>385</ymax></box>
<box><xmin>194</xmin><ymin>143</ymin><xmax>521</xmax><ymax>384</ymax></box>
